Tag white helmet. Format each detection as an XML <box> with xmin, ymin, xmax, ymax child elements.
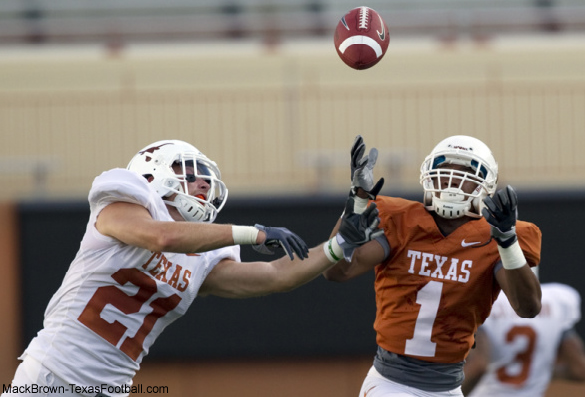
<box><xmin>127</xmin><ymin>140</ymin><xmax>227</xmax><ymax>223</ymax></box>
<box><xmin>420</xmin><ymin>135</ymin><xmax>498</xmax><ymax>219</ymax></box>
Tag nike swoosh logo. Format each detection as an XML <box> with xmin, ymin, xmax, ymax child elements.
<box><xmin>376</xmin><ymin>14</ymin><xmax>385</xmax><ymax>41</ymax></box>
<box><xmin>341</xmin><ymin>16</ymin><xmax>349</xmax><ymax>30</ymax></box>
<box><xmin>461</xmin><ymin>240</ymin><xmax>481</xmax><ymax>247</ymax></box>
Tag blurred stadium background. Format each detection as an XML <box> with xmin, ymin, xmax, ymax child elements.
<box><xmin>1</xmin><ymin>1</ymin><xmax>585</xmax><ymax>396</ymax></box>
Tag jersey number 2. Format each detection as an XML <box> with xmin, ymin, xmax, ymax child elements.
<box><xmin>78</xmin><ymin>268</ymin><xmax>181</xmax><ymax>361</ymax></box>
<box><xmin>404</xmin><ymin>281</ymin><xmax>442</xmax><ymax>357</ymax></box>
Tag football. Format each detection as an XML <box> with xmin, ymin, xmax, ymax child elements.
<box><xmin>334</xmin><ymin>6</ymin><xmax>389</xmax><ymax>70</ymax></box>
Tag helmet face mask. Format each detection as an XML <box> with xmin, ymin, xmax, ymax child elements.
<box><xmin>420</xmin><ymin>135</ymin><xmax>498</xmax><ymax>219</ymax></box>
<box><xmin>127</xmin><ymin>140</ymin><xmax>227</xmax><ymax>223</ymax></box>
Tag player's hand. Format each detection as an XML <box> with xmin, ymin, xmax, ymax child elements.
<box><xmin>338</xmin><ymin>196</ymin><xmax>383</xmax><ymax>247</ymax></box>
<box><xmin>252</xmin><ymin>224</ymin><xmax>309</xmax><ymax>260</ymax></box>
<box><xmin>482</xmin><ymin>185</ymin><xmax>518</xmax><ymax>248</ymax></box>
<box><xmin>350</xmin><ymin>135</ymin><xmax>384</xmax><ymax>200</ymax></box>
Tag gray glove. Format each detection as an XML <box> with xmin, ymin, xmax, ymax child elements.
<box><xmin>482</xmin><ymin>186</ymin><xmax>518</xmax><ymax>248</ymax></box>
<box><xmin>336</xmin><ymin>196</ymin><xmax>383</xmax><ymax>261</ymax></box>
<box><xmin>252</xmin><ymin>224</ymin><xmax>310</xmax><ymax>260</ymax></box>
<box><xmin>350</xmin><ymin>135</ymin><xmax>384</xmax><ymax>200</ymax></box>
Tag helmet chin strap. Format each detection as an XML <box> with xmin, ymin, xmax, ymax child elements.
<box><xmin>432</xmin><ymin>188</ymin><xmax>472</xmax><ymax>219</ymax></box>
<box><xmin>165</xmin><ymin>195</ymin><xmax>209</xmax><ymax>222</ymax></box>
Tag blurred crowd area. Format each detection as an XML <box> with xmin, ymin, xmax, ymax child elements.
<box><xmin>1</xmin><ymin>0</ymin><xmax>585</xmax><ymax>45</ymax></box>
<box><xmin>0</xmin><ymin>1</ymin><xmax>585</xmax><ymax>200</ymax></box>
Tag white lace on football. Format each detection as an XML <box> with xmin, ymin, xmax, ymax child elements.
<box><xmin>359</xmin><ymin>7</ymin><xmax>369</xmax><ymax>29</ymax></box>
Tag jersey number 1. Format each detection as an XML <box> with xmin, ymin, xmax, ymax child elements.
<box><xmin>404</xmin><ymin>281</ymin><xmax>443</xmax><ymax>357</ymax></box>
<box><xmin>78</xmin><ymin>268</ymin><xmax>181</xmax><ymax>361</ymax></box>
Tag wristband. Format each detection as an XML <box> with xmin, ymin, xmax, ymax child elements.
<box><xmin>353</xmin><ymin>196</ymin><xmax>369</xmax><ymax>214</ymax></box>
<box><xmin>323</xmin><ymin>236</ymin><xmax>343</xmax><ymax>263</ymax></box>
<box><xmin>232</xmin><ymin>225</ymin><xmax>260</xmax><ymax>245</ymax></box>
<box><xmin>498</xmin><ymin>240</ymin><xmax>526</xmax><ymax>270</ymax></box>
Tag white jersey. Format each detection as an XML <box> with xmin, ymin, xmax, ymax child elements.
<box><xmin>23</xmin><ymin>168</ymin><xmax>240</xmax><ymax>396</ymax></box>
<box><xmin>468</xmin><ymin>283</ymin><xmax>582</xmax><ymax>397</ymax></box>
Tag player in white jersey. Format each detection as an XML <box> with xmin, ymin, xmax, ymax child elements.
<box><xmin>2</xmin><ymin>139</ymin><xmax>383</xmax><ymax>397</ymax></box>
<box><xmin>463</xmin><ymin>282</ymin><xmax>585</xmax><ymax>396</ymax></box>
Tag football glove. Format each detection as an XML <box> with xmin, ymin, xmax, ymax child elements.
<box><xmin>350</xmin><ymin>135</ymin><xmax>384</xmax><ymax>200</ymax></box>
<box><xmin>482</xmin><ymin>185</ymin><xmax>518</xmax><ymax>248</ymax></box>
<box><xmin>336</xmin><ymin>196</ymin><xmax>383</xmax><ymax>261</ymax></box>
<box><xmin>252</xmin><ymin>224</ymin><xmax>309</xmax><ymax>260</ymax></box>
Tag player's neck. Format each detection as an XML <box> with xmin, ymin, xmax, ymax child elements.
<box><xmin>166</xmin><ymin>204</ymin><xmax>185</xmax><ymax>222</ymax></box>
<box><xmin>431</xmin><ymin>212</ymin><xmax>475</xmax><ymax>237</ymax></box>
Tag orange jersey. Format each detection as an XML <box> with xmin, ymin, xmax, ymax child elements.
<box><xmin>373</xmin><ymin>196</ymin><xmax>541</xmax><ymax>364</ymax></box>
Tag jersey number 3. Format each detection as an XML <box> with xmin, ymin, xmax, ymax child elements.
<box><xmin>496</xmin><ymin>325</ymin><xmax>537</xmax><ymax>385</ymax></box>
<box><xmin>78</xmin><ymin>268</ymin><xmax>181</xmax><ymax>361</ymax></box>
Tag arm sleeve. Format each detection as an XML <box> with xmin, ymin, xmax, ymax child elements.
<box><xmin>516</xmin><ymin>220</ymin><xmax>542</xmax><ymax>267</ymax></box>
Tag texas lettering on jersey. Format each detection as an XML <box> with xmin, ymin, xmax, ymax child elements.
<box><xmin>141</xmin><ymin>251</ymin><xmax>191</xmax><ymax>292</ymax></box>
<box><xmin>407</xmin><ymin>250</ymin><xmax>472</xmax><ymax>283</ymax></box>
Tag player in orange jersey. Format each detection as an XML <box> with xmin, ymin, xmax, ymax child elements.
<box><xmin>324</xmin><ymin>135</ymin><xmax>542</xmax><ymax>397</ymax></box>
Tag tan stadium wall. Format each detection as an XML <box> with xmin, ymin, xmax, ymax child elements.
<box><xmin>1</xmin><ymin>37</ymin><xmax>585</xmax><ymax>201</ymax></box>
<box><xmin>2</xmin><ymin>37</ymin><xmax>585</xmax><ymax>395</ymax></box>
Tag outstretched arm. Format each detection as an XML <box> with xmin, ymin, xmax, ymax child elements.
<box><xmin>323</xmin><ymin>134</ymin><xmax>389</xmax><ymax>282</ymax></box>
<box><xmin>201</xmin><ymin>197</ymin><xmax>383</xmax><ymax>298</ymax></box>
<box><xmin>323</xmin><ymin>237</ymin><xmax>386</xmax><ymax>282</ymax></box>
<box><xmin>200</xmin><ymin>244</ymin><xmax>340</xmax><ymax>298</ymax></box>
<box><xmin>97</xmin><ymin>201</ymin><xmax>239</xmax><ymax>253</ymax></box>
<box><xmin>96</xmin><ymin>201</ymin><xmax>308</xmax><ymax>259</ymax></box>
<box><xmin>484</xmin><ymin>186</ymin><xmax>541</xmax><ymax>318</ymax></box>
<box><xmin>323</xmin><ymin>196</ymin><xmax>388</xmax><ymax>282</ymax></box>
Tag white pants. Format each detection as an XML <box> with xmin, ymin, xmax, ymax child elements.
<box><xmin>359</xmin><ymin>366</ymin><xmax>464</xmax><ymax>397</ymax></box>
<box><xmin>1</xmin><ymin>355</ymin><xmax>93</xmax><ymax>397</ymax></box>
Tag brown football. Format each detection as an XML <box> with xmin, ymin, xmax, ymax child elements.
<box><xmin>334</xmin><ymin>7</ymin><xmax>389</xmax><ymax>70</ymax></box>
